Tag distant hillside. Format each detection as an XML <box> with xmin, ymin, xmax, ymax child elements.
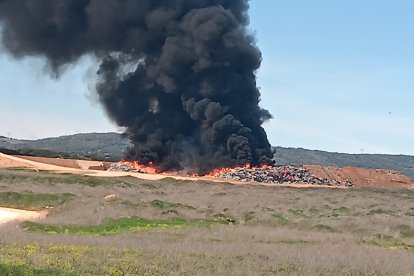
<box><xmin>1</xmin><ymin>133</ymin><xmax>413</xmax><ymax>180</ymax></box>
<box><xmin>0</xmin><ymin>133</ymin><xmax>130</xmax><ymax>160</ymax></box>
<box><xmin>274</xmin><ymin>147</ymin><xmax>414</xmax><ymax>180</ymax></box>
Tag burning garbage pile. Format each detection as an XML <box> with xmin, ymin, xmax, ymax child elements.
<box><xmin>109</xmin><ymin>161</ymin><xmax>161</xmax><ymax>174</ymax></box>
<box><xmin>109</xmin><ymin>161</ymin><xmax>353</xmax><ymax>187</ymax></box>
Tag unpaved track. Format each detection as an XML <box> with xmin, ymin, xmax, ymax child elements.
<box><xmin>18</xmin><ymin>155</ymin><xmax>112</xmax><ymax>170</ymax></box>
<box><xmin>0</xmin><ymin>207</ymin><xmax>47</xmax><ymax>225</ymax></box>
<box><xmin>0</xmin><ymin>152</ymin><xmax>225</xmax><ymax>182</ymax></box>
<box><xmin>0</xmin><ymin>153</ymin><xmax>80</xmax><ymax>172</ymax></box>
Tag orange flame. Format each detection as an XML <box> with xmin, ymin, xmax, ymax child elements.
<box><xmin>117</xmin><ymin>160</ymin><xmax>273</xmax><ymax>177</ymax></box>
<box><xmin>205</xmin><ymin>163</ymin><xmax>274</xmax><ymax>177</ymax></box>
<box><xmin>205</xmin><ymin>163</ymin><xmax>252</xmax><ymax>177</ymax></box>
<box><xmin>119</xmin><ymin>160</ymin><xmax>161</xmax><ymax>174</ymax></box>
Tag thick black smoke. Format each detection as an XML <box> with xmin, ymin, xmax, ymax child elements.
<box><xmin>0</xmin><ymin>0</ymin><xmax>274</xmax><ymax>173</ymax></box>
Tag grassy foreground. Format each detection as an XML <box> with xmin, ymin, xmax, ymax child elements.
<box><xmin>0</xmin><ymin>168</ymin><xmax>413</xmax><ymax>275</ymax></box>
<box><xmin>0</xmin><ymin>242</ymin><xmax>383</xmax><ymax>276</ymax></box>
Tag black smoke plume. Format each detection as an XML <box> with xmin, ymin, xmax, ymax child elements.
<box><xmin>0</xmin><ymin>0</ymin><xmax>274</xmax><ymax>173</ymax></box>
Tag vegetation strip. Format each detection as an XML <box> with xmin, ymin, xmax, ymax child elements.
<box><xmin>0</xmin><ymin>243</ymin><xmax>142</xmax><ymax>275</ymax></box>
<box><xmin>22</xmin><ymin>217</ymin><xmax>226</xmax><ymax>235</ymax></box>
<box><xmin>271</xmin><ymin>213</ymin><xmax>290</xmax><ymax>225</ymax></box>
<box><xmin>362</xmin><ymin>238</ymin><xmax>414</xmax><ymax>253</ymax></box>
<box><xmin>257</xmin><ymin>240</ymin><xmax>316</xmax><ymax>245</ymax></box>
<box><xmin>0</xmin><ymin>192</ymin><xmax>74</xmax><ymax>210</ymax></box>
<box><xmin>0</xmin><ymin>263</ymin><xmax>73</xmax><ymax>276</ymax></box>
<box><xmin>150</xmin><ymin>199</ymin><xmax>194</xmax><ymax>209</ymax></box>
<box><xmin>0</xmin><ymin>242</ymin><xmax>388</xmax><ymax>276</ymax></box>
<box><xmin>0</xmin><ymin>169</ymin><xmax>120</xmax><ymax>187</ymax></box>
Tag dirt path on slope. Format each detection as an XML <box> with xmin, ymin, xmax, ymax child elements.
<box><xmin>0</xmin><ymin>207</ymin><xmax>47</xmax><ymax>225</ymax></box>
<box><xmin>0</xmin><ymin>153</ymin><xmax>220</xmax><ymax>182</ymax></box>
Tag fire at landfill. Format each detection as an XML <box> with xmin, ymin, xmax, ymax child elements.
<box><xmin>109</xmin><ymin>161</ymin><xmax>353</xmax><ymax>187</ymax></box>
<box><xmin>0</xmin><ymin>0</ymin><xmax>274</xmax><ymax>174</ymax></box>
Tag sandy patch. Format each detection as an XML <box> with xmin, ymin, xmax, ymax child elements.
<box><xmin>0</xmin><ymin>153</ymin><xmax>81</xmax><ymax>172</ymax></box>
<box><xmin>0</xmin><ymin>207</ymin><xmax>47</xmax><ymax>225</ymax></box>
<box><xmin>0</xmin><ymin>153</ymin><xmax>35</xmax><ymax>168</ymax></box>
<box><xmin>17</xmin><ymin>156</ymin><xmax>111</xmax><ymax>170</ymax></box>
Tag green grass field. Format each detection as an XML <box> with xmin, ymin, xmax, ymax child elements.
<box><xmin>0</xmin><ymin>168</ymin><xmax>413</xmax><ymax>275</ymax></box>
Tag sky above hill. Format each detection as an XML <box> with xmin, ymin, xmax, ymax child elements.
<box><xmin>1</xmin><ymin>0</ymin><xmax>413</xmax><ymax>155</ymax></box>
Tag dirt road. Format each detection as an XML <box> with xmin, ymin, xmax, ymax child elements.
<box><xmin>0</xmin><ymin>207</ymin><xmax>47</xmax><ymax>225</ymax></box>
<box><xmin>0</xmin><ymin>152</ymin><xmax>221</xmax><ymax>182</ymax></box>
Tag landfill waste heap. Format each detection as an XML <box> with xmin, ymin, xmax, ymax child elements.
<box><xmin>109</xmin><ymin>162</ymin><xmax>353</xmax><ymax>187</ymax></box>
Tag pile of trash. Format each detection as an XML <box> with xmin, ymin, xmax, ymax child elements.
<box><xmin>109</xmin><ymin>161</ymin><xmax>159</xmax><ymax>174</ymax></box>
<box><xmin>216</xmin><ymin>165</ymin><xmax>353</xmax><ymax>187</ymax></box>
<box><xmin>109</xmin><ymin>162</ymin><xmax>137</xmax><ymax>172</ymax></box>
<box><xmin>108</xmin><ymin>161</ymin><xmax>353</xmax><ymax>187</ymax></box>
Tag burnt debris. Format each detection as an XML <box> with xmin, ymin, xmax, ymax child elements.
<box><xmin>216</xmin><ymin>165</ymin><xmax>353</xmax><ymax>186</ymax></box>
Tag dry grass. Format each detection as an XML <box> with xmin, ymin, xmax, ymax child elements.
<box><xmin>0</xmin><ymin>168</ymin><xmax>413</xmax><ymax>275</ymax></box>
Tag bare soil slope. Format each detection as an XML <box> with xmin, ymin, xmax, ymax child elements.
<box><xmin>17</xmin><ymin>155</ymin><xmax>112</xmax><ymax>170</ymax></box>
<box><xmin>306</xmin><ymin>165</ymin><xmax>413</xmax><ymax>188</ymax></box>
<box><xmin>0</xmin><ymin>153</ymin><xmax>35</xmax><ymax>168</ymax></box>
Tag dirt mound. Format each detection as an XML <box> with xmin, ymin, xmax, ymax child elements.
<box><xmin>305</xmin><ymin>165</ymin><xmax>413</xmax><ymax>188</ymax></box>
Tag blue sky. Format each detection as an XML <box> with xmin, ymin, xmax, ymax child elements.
<box><xmin>1</xmin><ymin>0</ymin><xmax>413</xmax><ymax>155</ymax></box>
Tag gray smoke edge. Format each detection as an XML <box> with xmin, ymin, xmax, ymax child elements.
<box><xmin>0</xmin><ymin>0</ymin><xmax>275</xmax><ymax>173</ymax></box>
